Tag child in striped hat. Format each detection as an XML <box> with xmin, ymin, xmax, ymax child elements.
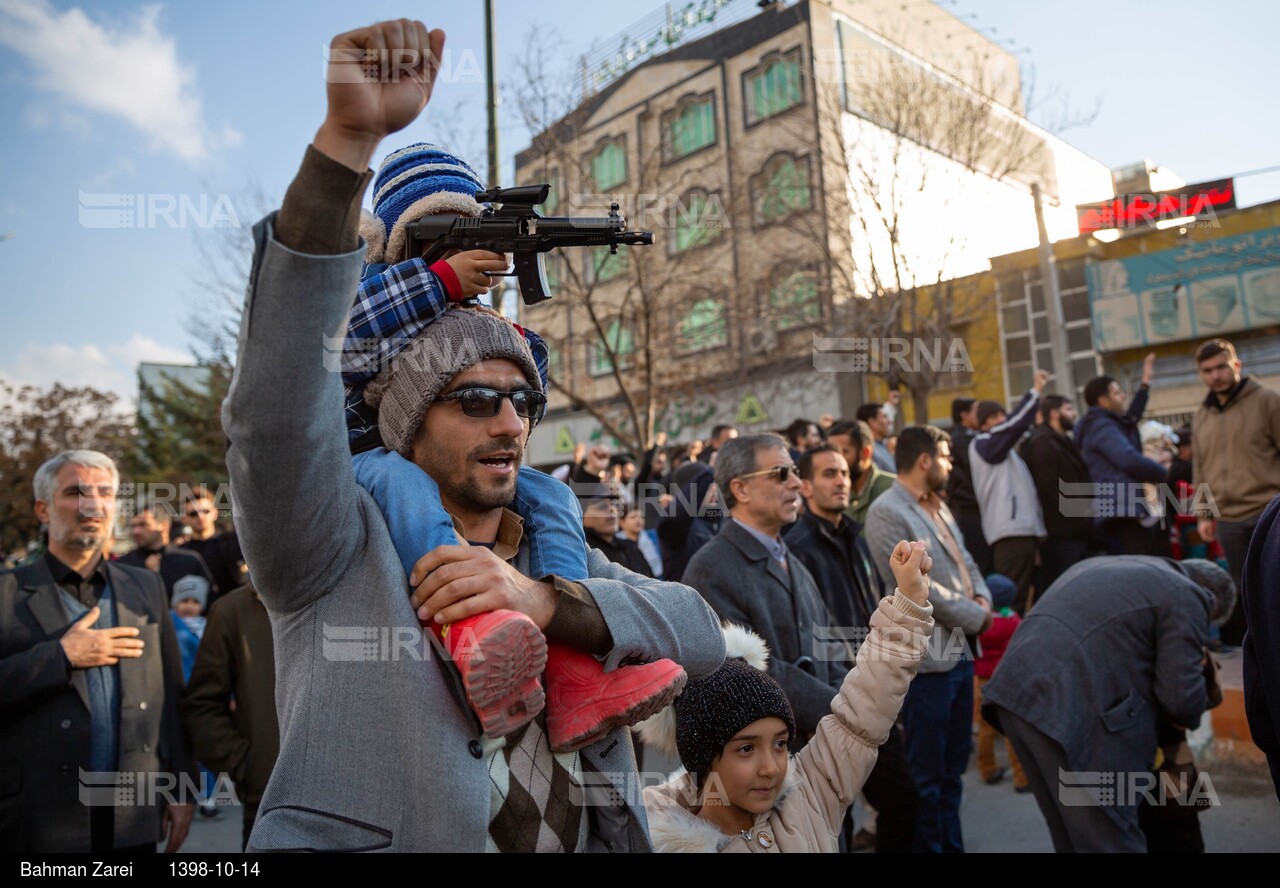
<box><xmin>345</xmin><ymin>143</ymin><xmax>686</xmax><ymax>752</ymax></box>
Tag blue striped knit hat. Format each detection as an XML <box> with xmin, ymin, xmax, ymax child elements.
<box><xmin>360</xmin><ymin>143</ymin><xmax>485</xmax><ymax>264</ymax></box>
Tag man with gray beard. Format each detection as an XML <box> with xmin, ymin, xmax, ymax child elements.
<box><xmin>0</xmin><ymin>451</ymin><xmax>196</xmax><ymax>852</ymax></box>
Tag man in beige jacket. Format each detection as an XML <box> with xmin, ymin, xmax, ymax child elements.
<box><xmin>1192</xmin><ymin>338</ymin><xmax>1280</xmax><ymax>646</ymax></box>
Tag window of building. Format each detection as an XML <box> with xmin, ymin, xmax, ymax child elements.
<box><xmin>768</xmin><ymin>269</ymin><xmax>821</xmax><ymax>330</ymax></box>
<box><xmin>671</xmin><ymin>190</ymin><xmax>722</xmax><ymax>255</ymax></box>
<box><xmin>997</xmin><ymin>262</ymin><xmax>1099</xmax><ymax>402</ymax></box>
<box><xmin>546</xmin><ymin>338</ymin><xmax>565</xmax><ymax>384</ymax></box>
<box><xmin>752</xmin><ymin>153</ymin><xmax>812</xmax><ymax>225</ymax></box>
<box><xmin>664</xmin><ymin>94</ymin><xmax>716</xmax><ymax>162</ymax></box>
<box><xmin>589</xmin><ymin>317</ymin><xmax>635</xmax><ymax>377</ymax></box>
<box><xmin>542</xmin><ymin>171</ymin><xmax>561</xmax><ymax>215</ymax></box>
<box><xmin>676</xmin><ymin>296</ymin><xmax>728</xmax><ymax>353</ymax></box>
<box><xmin>745</xmin><ymin>50</ymin><xmax>804</xmax><ymax>125</ymax></box>
<box><xmin>591</xmin><ymin>138</ymin><xmax>627</xmax><ymax>192</ymax></box>
<box><xmin>588</xmin><ymin>246</ymin><xmax>627</xmax><ymax>285</ymax></box>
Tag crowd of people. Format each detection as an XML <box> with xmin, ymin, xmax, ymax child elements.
<box><xmin>3</xmin><ymin>18</ymin><xmax>1280</xmax><ymax>856</ymax></box>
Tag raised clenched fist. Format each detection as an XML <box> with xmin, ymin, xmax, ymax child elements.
<box><xmin>888</xmin><ymin>540</ymin><xmax>932</xmax><ymax>607</ymax></box>
<box><xmin>315</xmin><ymin>20</ymin><xmax>446</xmax><ymax>171</ymax></box>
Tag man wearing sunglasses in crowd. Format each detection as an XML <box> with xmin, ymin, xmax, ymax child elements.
<box><xmin>684</xmin><ymin>435</ymin><xmax>858</xmax><ymax>751</ymax></box>
<box><xmin>178</xmin><ymin>488</ymin><xmax>246</xmax><ymax>612</ymax></box>
<box><xmin>220</xmin><ymin>19</ymin><xmax>723</xmax><ymax>852</ymax></box>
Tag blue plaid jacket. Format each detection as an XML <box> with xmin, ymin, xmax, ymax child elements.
<box><xmin>342</xmin><ymin>259</ymin><xmax>548</xmax><ymax>444</ymax></box>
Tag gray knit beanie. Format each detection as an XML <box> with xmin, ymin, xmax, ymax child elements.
<box><xmin>362</xmin><ymin>305</ymin><xmax>543</xmax><ymax>456</ymax></box>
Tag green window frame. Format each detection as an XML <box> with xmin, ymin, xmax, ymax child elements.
<box><xmin>671</xmin><ymin>191</ymin><xmax>721</xmax><ymax>255</ymax></box>
<box><xmin>769</xmin><ymin>270</ymin><xmax>820</xmax><ymax>330</ymax></box>
<box><xmin>590</xmin><ymin>318</ymin><xmax>635</xmax><ymax>377</ymax></box>
<box><xmin>592</xmin><ymin>140</ymin><xmax>627</xmax><ymax>192</ymax></box>
<box><xmin>546</xmin><ymin>339</ymin><xmax>564</xmax><ymax>384</ymax></box>
<box><xmin>542</xmin><ymin>172</ymin><xmax>560</xmax><ymax>215</ymax></box>
<box><xmin>676</xmin><ymin>297</ymin><xmax>728</xmax><ymax>353</ymax></box>
<box><xmin>665</xmin><ymin>96</ymin><xmax>716</xmax><ymax>161</ymax></box>
<box><xmin>746</xmin><ymin>54</ymin><xmax>803</xmax><ymax>125</ymax></box>
<box><xmin>755</xmin><ymin>154</ymin><xmax>811</xmax><ymax>224</ymax></box>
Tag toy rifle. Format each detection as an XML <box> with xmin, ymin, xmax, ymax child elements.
<box><xmin>406</xmin><ymin>184</ymin><xmax>654</xmax><ymax>305</ymax></box>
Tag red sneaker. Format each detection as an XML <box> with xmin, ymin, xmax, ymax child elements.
<box><xmin>436</xmin><ymin>610</ymin><xmax>547</xmax><ymax>738</ymax></box>
<box><xmin>543</xmin><ymin>644</ymin><xmax>687</xmax><ymax>753</ymax></box>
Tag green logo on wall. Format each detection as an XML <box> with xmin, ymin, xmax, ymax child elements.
<box><xmin>554</xmin><ymin>426</ymin><xmax>576</xmax><ymax>454</ymax></box>
<box><xmin>735</xmin><ymin>393</ymin><xmax>769</xmax><ymax>426</ymax></box>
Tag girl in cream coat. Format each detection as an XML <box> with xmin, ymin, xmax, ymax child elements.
<box><xmin>639</xmin><ymin>541</ymin><xmax>935</xmax><ymax>853</ymax></box>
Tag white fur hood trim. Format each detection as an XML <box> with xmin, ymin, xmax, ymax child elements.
<box><xmin>643</xmin><ymin>766</ymin><xmax>802</xmax><ymax>853</ymax></box>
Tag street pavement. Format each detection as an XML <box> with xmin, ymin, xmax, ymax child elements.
<box><xmin>170</xmin><ymin>750</ymin><xmax>1279</xmax><ymax>853</ymax></box>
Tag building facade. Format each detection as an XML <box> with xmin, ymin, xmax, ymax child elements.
<box><xmin>514</xmin><ymin>0</ymin><xmax>1113</xmax><ymax>461</ymax></box>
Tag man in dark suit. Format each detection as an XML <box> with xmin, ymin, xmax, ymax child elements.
<box><xmin>983</xmin><ymin>556</ymin><xmax>1234</xmax><ymax>852</ymax></box>
<box><xmin>0</xmin><ymin>451</ymin><xmax>196</xmax><ymax>853</ymax></box>
<box><xmin>119</xmin><ymin>504</ymin><xmax>214</xmax><ymax>608</ymax></box>
<box><xmin>684</xmin><ymin>434</ymin><xmax>854</xmax><ymax>742</ymax></box>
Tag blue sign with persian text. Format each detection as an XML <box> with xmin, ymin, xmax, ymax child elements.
<box><xmin>1086</xmin><ymin>226</ymin><xmax>1280</xmax><ymax>351</ymax></box>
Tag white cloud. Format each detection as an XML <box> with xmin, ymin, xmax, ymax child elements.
<box><xmin>0</xmin><ymin>0</ymin><xmax>242</xmax><ymax>162</ymax></box>
<box><xmin>83</xmin><ymin>156</ymin><xmax>137</xmax><ymax>192</ymax></box>
<box><xmin>0</xmin><ymin>333</ymin><xmax>193</xmax><ymax>404</ymax></box>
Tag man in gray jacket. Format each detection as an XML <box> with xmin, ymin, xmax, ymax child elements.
<box><xmin>983</xmin><ymin>557</ymin><xmax>1234</xmax><ymax>852</ymax></box>
<box><xmin>221</xmin><ymin>19</ymin><xmax>723</xmax><ymax>852</ymax></box>
<box><xmin>864</xmin><ymin>426</ymin><xmax>992</xmax><ymax>853</ymax></box>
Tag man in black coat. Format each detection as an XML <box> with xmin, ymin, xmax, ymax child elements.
<box><xmin>1022</xmin><ymin>394</ymin><xmax>1094</xmax><ymax>592</ymax></box>
<box><xmin>119</xmin><ymin>504</ymin><xmax>214</xmax><ymax>609</ymax></box>
<box><xmin>785</xmin><ymin>444</ymin><xmax>918</xmax><ymax>853</ymax></box>
<box><xmin>946</xmin><ymin>397</ymin><xmax>990</xmax><ymax>573</ymax></box>
<box><xmin>656</xmin><ymin>460</ymin><xmax>720</xmax><ymax>583</ymax></box>
<box><xmin>179</xmin><ymin>488</ymin><xmax>246</xmax><ymax>612</ymax></box>
<box><xmin>0</xmin><ymin>452</ymin><xmax>197</xmax><ymax>853</ymax></box>
<box><xmin>581</xmin><ymin>494</ymin><xmax>654</xmax><ymax>578</ymax></box>
<box><xmin>785</xmin><ymin>445</ymin><xmax>881</xmax><ymax>638</ymax></box>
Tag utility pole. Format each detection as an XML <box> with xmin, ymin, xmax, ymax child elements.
<box><xmin>485</xmin><ymin>0</ymin><xmax>500</xmax><ymax>188</ymax></box>
<box><xmin>1032</xmin><ymin>182</ymin><xmax>1076</xmax><ymax>398</ymax></box>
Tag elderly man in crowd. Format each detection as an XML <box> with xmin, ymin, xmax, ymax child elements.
<box><xmin>0</xmin><ymin>451</ymin><xmax>196</xmax><ymax>852</ymax></box>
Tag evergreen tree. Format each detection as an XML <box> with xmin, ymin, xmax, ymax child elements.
<box><xmin>124</xmin><ymin>362</ymin><xmax>233</xmax><ymax>491</ymax></box>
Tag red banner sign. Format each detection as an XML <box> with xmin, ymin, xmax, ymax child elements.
<box><xmin>1076</xmin><ymin>179</ymin><xmax>1236</xmax><ymax>235</ymax></box>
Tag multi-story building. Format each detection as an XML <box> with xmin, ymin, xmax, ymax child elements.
<box><xmin>514</xmin><ymin>0</ymin><xmax>1112</xmax><ymax>463</ymax></box>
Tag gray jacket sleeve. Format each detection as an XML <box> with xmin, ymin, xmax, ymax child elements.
<box><xmin>221</xmin><ymin>215</ymin><xmax>368</xmax><ymax>613</ymax></box>
<box><xmin>582</xmin><ymin>549</ymin><xmax>725</xmax><ymax>680</ymax></box>
<box><xmin>1153</xmin><ymin>590</ymin><xmax>1211</xmax><ymax>728</ymax></box>
<box><xmin>863</xmin><ymin>504</ymin><xmax>988</xmax><ymax>635</ymax></box>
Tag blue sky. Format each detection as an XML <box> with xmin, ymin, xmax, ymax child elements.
<box><xmin>2</xmin><ymin>0</ymin><xmax>1278</xmax><ymax>402</ymax></box>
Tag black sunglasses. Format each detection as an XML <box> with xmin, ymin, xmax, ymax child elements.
<box><xmin>738</xmin><ymin>463</ymin><xmax>797</xmax><ymax>483</ymax></box>
<box><xmin>438</xmin><ymin>387</ymin><xmax>547</xmax><ymax>421</ymax></box>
